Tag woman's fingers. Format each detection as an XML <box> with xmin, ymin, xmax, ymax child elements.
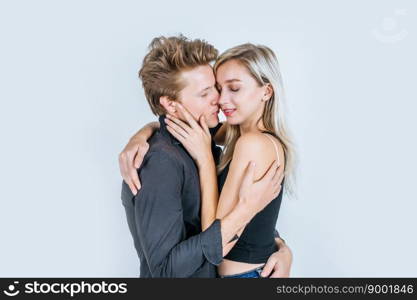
<box><xmin>126</xmin><ymin>179</ymin><xmax>138</xmax><ymax>196</ymax></box>
<box><xmin>199</xmin><ymin>115</ymin><xmax>210</xmax><ymax>136</ymax></box>
<box><xmin>119</xmin><ymin>151</ymin><xmax>138</xmax><ymax>195</ymax></box>
<box><xmin>165</xmin><ymin>118</ymin><xmax>188</xmax><ymax>139</ymax></box>
<box><xmin>129</xmin><ymin>167</ymin><xmax>141</xmax><ymax>192</ymax></box>
<box><xmin>166</xmin><ymin>113</ymin><xmax>192</xmax><ymax>134</ymax></box>
<box><xmin>126</xmin><ymin>151</ymin><xmax>141</xmax><ymax>193</ymax></box>
<box><xmin>134</xmin><ymin>143</ymin><xmax>149</xmax><ymax>169</ymax></box>
<box><xmin>175</xmin><ymin>102</ymin><xmax>199</xmax><ymax>129</ymax></box>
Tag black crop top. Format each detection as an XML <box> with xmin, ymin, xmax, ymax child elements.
<box><xmin>218</xmin><ymin>137</ymin><xmax>284</xmax><ymax>264</ymax></box>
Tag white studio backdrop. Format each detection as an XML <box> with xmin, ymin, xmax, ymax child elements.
<box><xmin>0</xmin><ymin>0</ymin><xmax>416</xmax><ymax>277</ymax></box>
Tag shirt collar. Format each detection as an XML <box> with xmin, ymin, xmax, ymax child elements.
<box><xmin>158</xmin><ymin>114</ymin><xmax>181</xmax><ymax>145</ymax></box>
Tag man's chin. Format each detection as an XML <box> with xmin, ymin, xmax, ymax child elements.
<box><xmin>207</xmin><ymin>114</ymin><xmax>219</xmax><ymax>128</ymax></box>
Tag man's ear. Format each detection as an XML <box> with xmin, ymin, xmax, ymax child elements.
<box><xmin>159</xmin><ymin>96</ymin><xmax>178</xmax><ymax>115</ymax></box>
<box><xmin>262</xmin><ymin>83</ymin><xmax>274</xmax><ymax>102</ymax></box>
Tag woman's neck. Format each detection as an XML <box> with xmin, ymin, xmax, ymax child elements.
<box><xmin>239</xmin><ymin>117</ymin><xmax>266</xmax><ymax>135</ymax></box>
<box><xmin>239</xmin><ymin>106</ymin><xmax>266</xmax><ymax>135</ymax></box>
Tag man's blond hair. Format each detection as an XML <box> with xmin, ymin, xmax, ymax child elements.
<box><xmin>139</xmin><ymin>35</ymin><xmax>218</xmax><ymax>115</ymax></box>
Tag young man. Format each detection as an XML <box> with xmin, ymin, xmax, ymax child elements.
<box><xmin>120</xmin><ymin>35</ymin><xmax>292</xmax><ymax>278</ymax></box>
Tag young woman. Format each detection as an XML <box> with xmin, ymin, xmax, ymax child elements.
<box><xmin>121</xmin><ymin>43</ymin><xmax>296</xmax><ymax>278</ymax></box>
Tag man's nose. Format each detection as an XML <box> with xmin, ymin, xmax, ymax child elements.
<box><xmin>211</xmin><ymin>91</ymin><xmax>220</xmax><ymax>106</ymax></box>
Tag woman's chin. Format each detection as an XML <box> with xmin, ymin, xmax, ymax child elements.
<box><xmin>225</xmin><ymin>116</ymin><xmax>240</xmax><ymax>126</ymax></box>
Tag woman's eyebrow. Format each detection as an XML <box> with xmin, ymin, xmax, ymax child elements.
<box><xmin>216</xmin><ymin>79</ymin><xmax>241</xmax><ymax>88</ymax></box>
<box><xmin>224</xmin><ymin>79</ymin><xmax>241</xmax><ymax>83</ymax></box>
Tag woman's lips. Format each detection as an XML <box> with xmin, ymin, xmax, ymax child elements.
<box><xmin>222</xmin><ymin>109</ymin><xmax>236</xmax><ymax>117</ymax></box>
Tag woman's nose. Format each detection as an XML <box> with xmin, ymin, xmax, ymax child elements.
<box><xmin>211</xmin><ymin>92</ymin><xmax>219</xmax><ymax>106</ymax></box>
<box><xmin>218</xmin><ymin>92</ymin><xmax>228</xmax><ymax>105</ymax></box>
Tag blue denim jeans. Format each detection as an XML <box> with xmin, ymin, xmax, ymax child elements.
<box><xmin>220</xmin><ymin>266</ymin><xmax>264</xmax><ymax>278</ymax></box>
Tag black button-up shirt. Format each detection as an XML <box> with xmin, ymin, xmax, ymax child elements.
<box><xmin>121</xmin><ymin>115</ymin><xmax>224</xmax><ymax>278</ymax></box>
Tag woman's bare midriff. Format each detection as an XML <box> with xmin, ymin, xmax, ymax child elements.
<box><xmin>217</xmin><ymin>258</ymin><xmax>265</xmax><ymax>276</ymax></box>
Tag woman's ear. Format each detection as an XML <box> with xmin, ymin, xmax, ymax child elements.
<box><xmin>160</xmin><ymin>96</ymin><xmax>177</xmax><ymax>114</ymax></box>
<box><xmin>262</xmin><ymin>83</ymin><xmax>274</xmax><ymax>102</ymax></box>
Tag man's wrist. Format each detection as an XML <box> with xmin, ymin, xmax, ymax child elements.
<box><xmin>276</xmin><ymin>238</ymin><xmax>289</xmax><ymax>252</ymax></box>
<box><xmin>276</xmin><ymin>236</ymin><xmax>286</xmax><ymax>245</ymax></box>
<box><xmin>220</xmin><ymin>203</ymin><xmax>250</xmax><ymax>250</ymax></box>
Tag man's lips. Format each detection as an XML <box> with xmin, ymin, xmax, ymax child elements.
<box><xmin>222</xmin><ymin>108</ymin><xmax>236</xmax><ymax>117</ymax></box>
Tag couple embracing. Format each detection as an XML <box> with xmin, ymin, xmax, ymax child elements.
<box><xmin>119</xmin><ymin>35</ymin><xmax>295</xmax><ymax>278</ymax></box>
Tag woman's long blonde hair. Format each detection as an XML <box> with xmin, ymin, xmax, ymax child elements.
<box><xmin>214</xmin><ymin>43</ymin><xmax>297</xmax><ymax>198</ymax></box>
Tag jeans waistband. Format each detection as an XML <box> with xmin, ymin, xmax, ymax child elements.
<box><xmin>220</xmin><ymin>265</ymin><xmax>265</xmax><ymax>278</ymax></box>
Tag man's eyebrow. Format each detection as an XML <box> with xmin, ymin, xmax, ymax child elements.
<box><xmin>199</xmin><ymin>86</ymin><xmax>212</xmax><ymax>93</ymax></box>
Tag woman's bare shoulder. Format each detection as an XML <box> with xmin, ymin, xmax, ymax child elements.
<box><xmin>235</xmin><ymin>132</ymin><xmax>282</xmax><ymax>156</ymax></box>
<box><xmin>232</xmin><ymin>132</ymin><xmax>284</xmax><ymax>178</ymax></box>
